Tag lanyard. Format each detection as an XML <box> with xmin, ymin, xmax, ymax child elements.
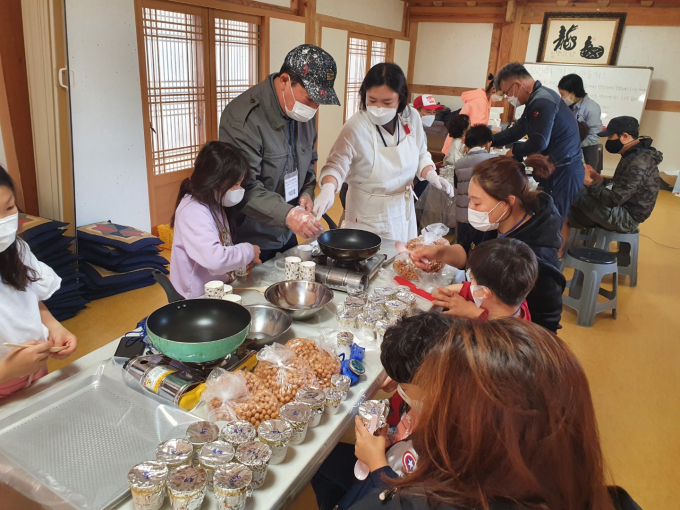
<box><xmin>376</xmin><ymin>122</ymin><xmax>400</xmax><ymax>148</ymax></box>
<box><xmin>511</xmin><ymin>307</ymin><xmax>522</xmax><ymax>317</ymax></box>
<box><xmin>283</xmin><ymin>120</ymin><xmax>297</xmax><ymax>174</ymax></box>
<box><xmin>498</xmin><ymin>212</ymin><xmax>530</xmax><ymax>238</ymax></box>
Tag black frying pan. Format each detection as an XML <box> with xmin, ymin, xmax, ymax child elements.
<box><xmin>147</xmin><ymin>271</ymin><xmax>251</xmax><ymax>363</ymax></box>
<box><xmin>317</xmin><ymin>228</ymin><xmax>382</xmax><ymax>263</ymax></box>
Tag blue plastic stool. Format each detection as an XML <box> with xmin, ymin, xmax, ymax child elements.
<box><xmin>593</xmin><ymin>228</ymin><xmax>639</xmax><ymax>287</ymax></box>
<box><xmin>562</xmin><ymin>247</ymin><xmax>618</xmax><ymax>327</ymax></box>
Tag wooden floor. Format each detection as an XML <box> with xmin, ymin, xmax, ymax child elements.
<box><xmin>45</xmin><ymin>191</ymin><xmax>680</xmax><ymax>510</ymax></box>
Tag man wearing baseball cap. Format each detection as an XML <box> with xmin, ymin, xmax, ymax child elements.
<box><xmin>561</xmin><ymin>115</ymin><xmax>663</xmax><ymax>253</ymax></box>
<box><xmin>412</xmin><ymin>94</ymin><xmax>444</xmax><ymax>127</ymax></box>
<box><xmin>219</xmin><ymin>44</ymin><xmax>340</xmax><ymax>261</ymax></box>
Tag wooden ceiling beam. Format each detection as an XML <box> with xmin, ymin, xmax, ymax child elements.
<box><xmin>521</xmin><ymin>3</ymin><xmax>680</xmax><ymax>25</ymax></box>
<box><xmin>410</xmin><ymin>5</ymin><xmax>506</xmax><ymax>22</ymax></box>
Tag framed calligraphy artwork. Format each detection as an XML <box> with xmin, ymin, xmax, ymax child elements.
<box><xmin>537</xmin><ymin>12</ymin><xmax>626</xmax><ymax>65</ymax></box>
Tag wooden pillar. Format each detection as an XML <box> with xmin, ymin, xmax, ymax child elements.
<box><xmin>0</xmin><ymin>0</ymin><xmax>39</xmax><ymax>215</ymax></box>
<box><xmin>300</xmin><ymin>0</ymin><xmax>318</xmax><ymax>46</ymax></box>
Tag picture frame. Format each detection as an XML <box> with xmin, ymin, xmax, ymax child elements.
<box><xmin>537</xmin><ymin>12</ymin><xmax>626</xmax><ymax>66</ymax></box>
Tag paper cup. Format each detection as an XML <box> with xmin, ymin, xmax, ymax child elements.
<box><xmin>300</xmin><ymin>261</ymin><xmax>316</xmax><ymax>282</ymax></box>
<box><xmin>297</xmin><ymin>245</ymin><xmax>314</xmax><ymax>262</ymax></box>
<box><xmin>285</xmin><ymin>256</ymin><xmax>302</xmax><ymax>281</ymax></box>
<box><xmin>223</xmin><ymin>284</ymin><xmax>233</xmax><ymax>295</ymax></box>
<box><xmin>205</xmin><ymin>281</ymin><xmax>225</xmax><ymax>299</ymax></box>
<box><xmin>222</xmin><ymin>294</ymin><xmax>242</xmax><ymax>304</ymax></box>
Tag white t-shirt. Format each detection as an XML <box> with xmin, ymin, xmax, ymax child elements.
<box><xmin>0</xmin><ymin>241</ymin><xmax>61</xmax><ymax>357</ymax></box>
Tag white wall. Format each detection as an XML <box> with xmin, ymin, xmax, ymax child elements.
<box><xmin>257</xmin><ymin>0</ymin><xmax>291</xmax><ymax>6</ymax></box>
<box><xmin>317</xmin><ymin>0</ymin><xmax>404</xmax><ymax>32</ymax></box>
<box><xmin>65</xmin><ymin>0</ymin><xmax>150</xmax><ymax>231</ymax></box>
<box><xmin>270</xmin><ymin>18</ymin><xmax>306</xmax><ymax>73</ymax></box>
<box><xmin>526</xmin><ymin>24</ymin><xmax>679</xmax><ymax>174</ymax></box>
<box><xmin>317</xmin><ymin>27</ymin><xmax>348</xmax><ymax>170</ymax></box>
<box><xmin>393</xmin><ymin>39</ymin><xmax>410</xmax><ymax>73</ymax></box>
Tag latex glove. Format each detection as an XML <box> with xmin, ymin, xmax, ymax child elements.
<box><xmin>312</xmin><ymin>183</ymin><xmax>336</xmax><ymax>220</ymax></box>
<box><xmin>354</xmin><ymin>416</ymin><xmax>388</xmax><ymax>472</ymax></box>
<box><xmin>409</xmin><ymin>245</ymin><xmax>440</xmax><ymax>271</ymax></box>
<box><xmin>48</xmin><ymin>326</ymin><xmax>78</xmax><ymax>359</ymax></box>
<box><xmin>426</xmin><ymin>170</ymin><xmax>455</xmax><ymax>198</ymax></box>
<box><xmin>285</xmin><ymin>206</ymin><xmax>324</xmax><ymax>239</ymax></box>
<box><xmin>298</xmin><ymin>194</ymin><xmax>314</xmax><ymax>213</ymax></box>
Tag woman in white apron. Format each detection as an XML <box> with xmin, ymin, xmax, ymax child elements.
<box><xmin>312</xmin><ymin>63</ymin><xmax>453</xmax><ymax>243</ymax></box>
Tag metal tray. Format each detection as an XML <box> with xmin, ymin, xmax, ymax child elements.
<box><xmin>0</xmin><ymin>359</ymin><xmax>199</xmax><ymax>510</ymax></box>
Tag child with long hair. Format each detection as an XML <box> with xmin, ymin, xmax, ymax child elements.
<box><xmin>411</xmin><ymin>155</ymin><xmax>565</xmax><ymax>332</ymax></box>
<box><xmin>0</xmin><ymin>167</ymin><xmax>77</xmax><ymax>398</ymax></box>
<box><xmin>349</xmin><ymin>319</ymin><xmax>641</xmax><ymax>510</ymax></box>
<box><xmin>170</xmin><ymin>141</ymin><xmax>262</xmax><ymax>298</ymax></box>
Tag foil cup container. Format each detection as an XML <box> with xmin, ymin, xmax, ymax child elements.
<box><xmin>324</xmin><ymin>388</ymin><xmax>344</xmax><ymax>415</ymax></box>
<box><xmin>336</xmin><ymin>331</ymin><xmax>354</xmax><ymax>348</ymax></box>
<box><xmin>197</xmin><ymin>440</ymin><xmax>235</xmax><ymax>488</ymax></box>
<box><xmin>166</xmin><ymin>465</ymin><xmax>207</xmax><ymax>510</ymax></box>
<box><xmin>279</xmin><ymin>402</ymin><xmax>312</xmax><ymax>445</ymax></box>
<box><xmin>345</xmin><ymin>296</ymin><xmax>366</xmax><ymax>308</ymax></box>
<box><xmin>358</xmin><ymin>400</ymin><xmax>391</xmax><ymax>435</ymax></box>
<box><xmin>336</xmin><ymin>308</ymin><xmax>357</xmax><ymax>330</ymax></box>
<box><xmin>364</xmin><ymin>304</ymin><xmax>385</xmax><ymax>320</ymax></box>
<box><xmin>396</xmin><ymin>291</ymin><xmax>417</xmax><ymax>310</ymax></box>
<box><xmin>331</xmin><ymin>374</ymin><xmax>351</xmax><ymax>398</ymax></box>
<box><xmin>257</xmin><ymin>419</ymin><xmax>293</xmax><ymax>464</ymax></box>
<box><xmin>375</xmin><ymin>320</ymin><xmax>390</xmax><ymax>343</ymax></box>
<box><xmin>156</xmin><ymin>439</ymin><xmax>193</xmax><ymax>470</ymax></box>
<box><xmin>346</xmin><ymin>283</ymin><xmax>365</xmax><ymax>297</ymax></box>
<box><xmin>235</xmin><ymin>441</ymin><xmax>272</xmax><ymax>490</ymax></box>
<box><xmin>295</xmin><ymin>388</ymin><xmax>326</xmax><ymax>428</ymax></box>
<box><xmin>213</xmin><ymin>463</ymin><xmax>253</xmax><ymax>510</ymax></box>
<box><xmin>186</xmin><ymin>421</ymin><xmax>219</xmax><ymax>464</ymax></box>
<box><xmin>366</xmin><ymin>294</ymin><xmax>387</xmax><ymax>309</ymax></box>
<box><xmin>219</xmin><ymin>420</ymin><xmax>257</xmax><ymax>448</ymax></box>
<box><xmin>373</xmin><ymin>286</ymin><xmax>398</xmax><ymax>300</ymax></box>
<box><xmin>128</xmin><ymin>461</ymin><xmax>168</xmax><ymax>510</ymax></box>
<box><xmin>396</xmin><ymin>285</ymin><xmax>411</xmax><ymax>294</ymax></box>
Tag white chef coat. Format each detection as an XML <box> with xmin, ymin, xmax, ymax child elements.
<box><xmin>0</xmin><ymin>240</ymin><xmax>61</xmax><ymax>358</ymax></box>
<box><xmin>320</xmin><ymin>106</ymin><xmax>434</xmax><ymax>242</ymax></box>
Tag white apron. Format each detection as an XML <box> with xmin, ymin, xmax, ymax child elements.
<box><xmin>345</xmin><ymin>117</ymin><xmax>420</xmax><ymax>243</ymax></box>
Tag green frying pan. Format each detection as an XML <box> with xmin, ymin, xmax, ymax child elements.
<box><xmin>147</xmin><ymin>271</ymin><xmax>251</xmax><ymax>363</ymax></box>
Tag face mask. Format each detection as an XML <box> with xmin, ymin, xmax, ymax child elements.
<box><xmin>470</xmin><ymin>284</ymin><xmax>487</xmax><ymax>308</ymax></box>
<box><xmin>397</xmin><ymin>384</ymin><xmax>423</xmax><ymax>412</ymax></box>
<box><xmin>0</xmin><ymin>212</ymin><xmax>19</xmax><ymax>253</ymax></box>
<box><xmin>605</xmin><ymin>138</ymin><xmax>625</xmax><ymax>154</ymax></box>
<box><xmin>490</xmin><ymin>94</ymin><xmax>503</xmax><ymax>102</ymax></box>
<box><xmin>468</xmin><ymin>201</ymin><xmax>507</xmax><ymax>232</ymax></box>
<box><xmin>562</xmin><ymin>95</ymin><xmax>575</xmax><ymax>107</ymax></box>
<box><xmin>421</xmin><ymin>114</ymin><xmax>435</xmax><ymax>127</ymax></box>
<box><xmin>505</xmin><ymin>82</ymin><xmax>523</xmax><ymax>108</ymax></box>
<box><xmin>366</xmin><ymin>106</ymin><xmax>397</xmax><ymax>126</ymax></box>
<box><xmin>221</xmin><ymin>188</ymin><xmax>245</xmax><ymax>207</ymax></box>
<box><xmin>284</xmin><ymin>80</ymin><xmax>317</xmax><ymax>122</ymax></box>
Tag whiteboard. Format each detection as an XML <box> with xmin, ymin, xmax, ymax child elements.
<box><xmin>520</xmin><ymin>63</ymin><xmax>653</xmax><ymax>124</ymax></box>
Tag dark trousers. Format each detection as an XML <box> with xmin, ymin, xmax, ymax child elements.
<box><xmin>540</xmin><ymin>159</ymin><xmax>585</xmax><ymax>220</ymax></box>
<box><xmin>568</xmin><ymin>189</ymin><xmax>639</xmax><ymax>233</ymax></box>
<box><xmin>582</xmin><ymin>144</ymin><xmax>600</xmax><ymax>173</ymax></box>
<box><xmin>259</xmin><ymin>234</ymin><xmax>298</xmax><ymax>263</ymax></box>
<box><xmin>311</xmin><ymin>443</ymin><xmax>358</xmax><ymax>510</ymax></box>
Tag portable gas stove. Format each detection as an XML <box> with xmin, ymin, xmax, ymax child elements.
<box><xmin>313</xmin><ymin>253</ymin><xmax>386</xmax><ymax>292</ymax></box>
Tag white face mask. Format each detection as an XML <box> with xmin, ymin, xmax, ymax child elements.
<box><xmin>220</xmin><ymin>188</ymin><xmax>245</xmax><ymax>208</ymax></box>
<box><xmin>366</xmin><ymin>105</ymin><xmax>397</xmax><ymax>126</ymax></box>
<box><xmin>490</xmin><ymin>94</ymin><xmax>503</xmax><ymax>102</ymax></box>
<box><xmin>397</xmin><ymin>384</ymin><xmax>422</xmax><ymax>412</ymax></box>
<box><xmin>284</xmin><ymin>80</ymin><xmax>317</xmax><ymax>122</ymax></box>
<box><xmin>508</xmin><ymin>95</ymin><xmax>521</xmax><ymax>108</ymax></box>
<box><xmin>0</xmin><ymin>212</ymin><xmax>19</xmax><ymax>253</ymax></box>
<box><xmin>470</xmin><ymin>284</ymin><xmax>487</xmax><ymax>308</ymax></box>
<box><xmin>421</xmin><ymin>114</ymin><xmax>435</xmax><ymax>127</ymax></box>
<box><xmin>468</xmin><ymin>201</ymin><xmax>507</xmax><ymax>232</ymax></box>
<box><xmin>562</xmin><ymin>95</ymin><xmax>575</xmax><ymax>107</ymax></box>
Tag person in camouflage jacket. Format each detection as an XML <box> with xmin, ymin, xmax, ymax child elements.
<box><xmin>565</xmin><ymin>116</ymin><xmax>662</xmax><ymax>238</ymax></box>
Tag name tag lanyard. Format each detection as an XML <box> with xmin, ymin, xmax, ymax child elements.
<box><xmin>376</xmin><ymin>122</ymin><xmax>401</xmax><ymax>148</ymax></box>
<box><xmin>284</xmin><ymin>120</ymin><xmax>299</xmax><ymax>202</ymax></box>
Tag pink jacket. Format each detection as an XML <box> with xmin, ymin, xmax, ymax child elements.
<box><xmin>442</xmin><ymin>89</ymin><xmax>491</xmax><ymax>154</ymax></box>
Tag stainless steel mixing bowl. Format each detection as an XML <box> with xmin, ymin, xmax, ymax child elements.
<box><xmin>264</xmin><ymin>281</ymin><xmax>334</xmax><ymax>320</ymax></box>
<box><xmin>244</xmin><ymin>304</ymin><xmax>293</xmax><ymax>349</ymax></box>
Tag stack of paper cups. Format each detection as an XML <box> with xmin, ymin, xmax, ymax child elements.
<box><xmin>285</xmin><ymin>257</ymin><xmax>302</xmax><ymax>281</ymax></box>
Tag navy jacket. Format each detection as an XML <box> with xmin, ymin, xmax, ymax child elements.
<box><xmin>493</xmin><ymin>81</ymin><xmax>582</xmax><ymax>167</ymax></box>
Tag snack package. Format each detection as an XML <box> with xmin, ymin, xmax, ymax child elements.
<box><xmin>405</xmin><ymin>223</ymin><xmax>450</xmax><ymax>273</ymax></box>
<box><xmin>254</xmin><ymin>343</ymin><xmax>317</xmax><ymax>405</ymax></box>
<box><xmin>285</xmin><ymin>337</ymin><xmax>341</xmax><ymax>389</ymax></box>
<box><xmin>393</xmin><ymin>252</ymin><xmax>420</xmax><ymax>281</ymax></box>
<box><xmin>200</xmin><ymin>368</ymin><xmax>280</xmax><ymax>428</ymax></box>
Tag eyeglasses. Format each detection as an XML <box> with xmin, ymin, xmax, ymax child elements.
<box><xmin>500</xmin><ymin>82</ymin><xmax>518</xmax><ymax>99</ymax></box>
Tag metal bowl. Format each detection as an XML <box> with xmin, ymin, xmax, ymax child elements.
<box><xmin>264</xmin><ymin>281</ymin><xmax>335</xmax><ymax>320</ymax></box>
<box><xmin>244</xmin><ymin>304</ymin><xmax>293</xmax><ymax>349</ymax></box>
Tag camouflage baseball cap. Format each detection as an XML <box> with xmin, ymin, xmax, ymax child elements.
<box><xmin>282</xmin><ymin>44</ymin><xmax>340</xmax><ymax>106</ymax></box>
